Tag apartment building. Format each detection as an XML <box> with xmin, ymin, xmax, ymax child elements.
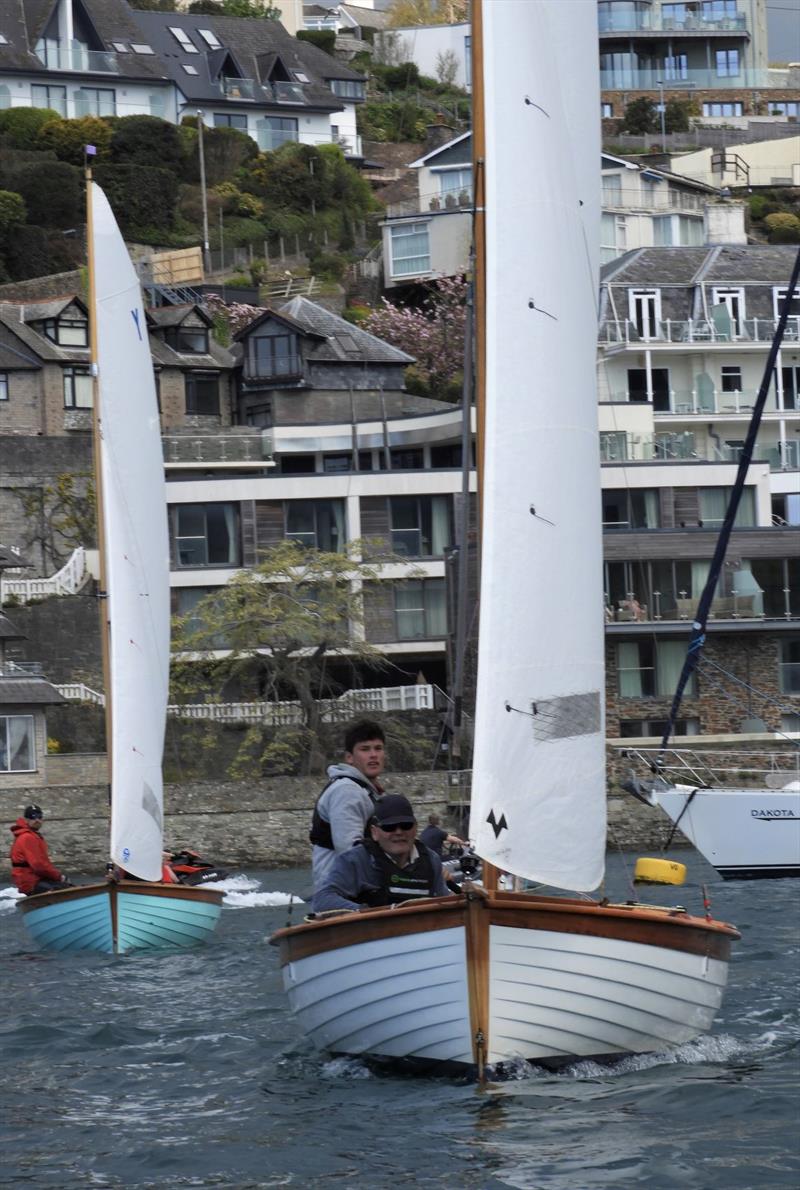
<box><xmin>599</xmin><ymin>0</ymin><xmax>799</xmax><ymax>120</ymax></box>
<box><xmin>0</xmin><ymin>0</ymin><xmax>366</xmax><ymax>158</ymax></box>
<box><xmin>598</xmin><ymin>243</ymin><xmax>800</xmax><ymax>736</ymax></box>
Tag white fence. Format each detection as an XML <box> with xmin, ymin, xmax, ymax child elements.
<box><xmin>56</xmin><ymin>683</ymin><xmax>436</xmax><ymax>722</ymax></box>
<box><xmin>0</xmin><ymin>548</ymin><xmax>89</xmax><ymax>605</ymax></box>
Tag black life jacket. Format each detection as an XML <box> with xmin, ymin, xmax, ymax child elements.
<box><xmin>309</xmin><ymin>773</ymin><xmax>378</xmax><ymax>849</ymax></box>
<box><xmin>358</xmin><ymin>839</ymin><xmax>437</xmax><ymax>907</ymax></box>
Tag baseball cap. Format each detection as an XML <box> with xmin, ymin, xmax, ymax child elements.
<box><xmin>372</xmin><ymin>794</ymin><xmax>416</xmax><ymax>827</ymax></box>
<box><xmin>24</xmin><ymin>804</ymin><xmax>44</xmax><ymax>820</ymax></box>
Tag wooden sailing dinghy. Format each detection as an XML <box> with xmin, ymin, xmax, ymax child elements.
<box><xmin>270</xmin><ymin>0</ymin><xmax>738</xmax><ymax>1072</ymax></box>
<box><xmin>18</xmin><ymin>178</ymin><xmax>222</xmax><ymax>953</ymax></box>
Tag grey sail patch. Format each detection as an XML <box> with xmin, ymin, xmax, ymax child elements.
<box><xmin>141</xmin><ymin>782</ymin><xmax>163</xmax><ymax>832</ymax></box>
<box><xmin>531</xmin><ymin>692</ymin><xmax>601</xmax><ymax>742</ymax></box>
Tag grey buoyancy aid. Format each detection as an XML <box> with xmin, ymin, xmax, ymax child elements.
<box><xmin>309</xmin><ymin>773</ymin><xmax>379</xmax><ymax>849</ymax></box>
<box><xmin>358</xmin><ymin>839</ymin><xmax>437</xmax><ymax>907</ymax></box>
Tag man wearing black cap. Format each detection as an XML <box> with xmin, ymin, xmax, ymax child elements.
<box><xmin>9</xmin><ymin>805</ymin><xmax>71</xmax><ymax>896</ymax></box>
<box><xmin>312</xmin><ymin>794</ymin><xmax>451</xmax><ymax>912</ymax></box>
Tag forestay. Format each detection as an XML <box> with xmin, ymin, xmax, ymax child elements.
<box><xmin>469</xmin><ymin>0</ymin><xmax>606</xmax><ymax>890</ymax></box>
<box><xmin>92</xmin><ymin>183</ymin><xmax>170</xmax><ymax>881</ymax></box>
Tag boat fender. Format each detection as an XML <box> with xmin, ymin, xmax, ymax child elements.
<box><xmin>634</xmin><ymin>857</ymin><xmax>687</xmax><ymax>886</ymax></box>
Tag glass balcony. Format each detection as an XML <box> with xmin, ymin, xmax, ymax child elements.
<box><xmin>601</xmin><ymin>67</ymin><xmax>778</xmax><ymax>90</ymax></box>
<box><xmin>600</xmin><ymin>316</ymin><xmax>800</xmax><ymax>346</ymax></box>
<box><xmin>35</xmin><ymin>39</ymin><xmax>120</xmax><ymax>74</ymax></box>
<box><xmin>242</xmin><ymin>354</ymin><xmax>303</xmax><ymax>382</ymax></box>
<box><xmin>258</xmin><ymin>127</ymin><xmax>299</xmax><ymax>152</ymax></box>
<box><xmin>270</xmin><ymin>81</ymin><xmax>307</xmax><ymax>104</ymax></box>
<box><xmin>764</xmin><ymin>441</ymin><xmax>800</xmax><ymax>471</ymax></box>
<box><xmin>221</xmin><ymin>77</ymin><xmax>260</xmax><ymax>101</ymax></box>
<box><xmin>162</xmin><ymin>430</ymin><xmax>272</xmax><ymax>465</ymax></box>
<box><xmin>600</xmin><ymin>12</ymin><xmax>746</xmax><ymax>34</ymax></box>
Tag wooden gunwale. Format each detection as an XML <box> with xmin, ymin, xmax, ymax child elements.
<box><xmin>270</xmin><ymin>891</ymin><xmax>739</xmax><ymax>966</ymax></box>
<box><xmin>17</xmin><ymin>880</ymin><xmax>223</xmax><ymax>915</ymax></box>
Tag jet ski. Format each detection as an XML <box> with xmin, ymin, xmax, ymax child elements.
<box><xmin>441</xmin><ymin>844</ymin><xmax>482</xmax><ymax>889</ymax></box>
<box><xmin>168</xmin><ymin>849</ymin><xmax>229</xmax><ymax>886</ymax></box>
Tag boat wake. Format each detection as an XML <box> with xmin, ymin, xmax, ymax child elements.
<box><xmin>211</xmin><ymin>875</ymin><xmax>305</xmax><ymax>909</ymax></box>
<box><xmin>0</xmin><ymin>885</ymin><xmax>23</xmax><ymax>912</ymax></box>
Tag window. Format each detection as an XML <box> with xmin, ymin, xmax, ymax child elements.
<box><xmin>285</xmin><ymin>501</ymin><xmax>345</xmax><ymax>552</ymax></box>
<box><xmin>0</xmin><ymin>373</ymin><xmax>8</xmax><ymax>400</ymax></box>
<box><xmin>131</xmin><ymin>43</ymin><xmax>155</xmax><ymax>55</ymax></box>
<box><xmin>715</xmin><ymin>49</ymin><xmax>739</xmax><ymax>77</ymax></box>
<box><xmin>602</xmin><ymin>489</ymin><xmax>660</xmax><ymax>530</ymax></box>
<box><xmin>258</xmin><ymin>116</ymin><xmax>298</xmax><ymax>151</ymax></box>
<box><xmin>63</xmin><ymin>366</ymin><xmax>92</xmax><ymax>409</ymax></box>
<box><xmin>31</xmin><ymin>84</ymin><xmax>66</xmax><ymax>116</ymax></box>
<box><xmin>653</xmin><ymin>215</ymin><xmax>703</xmax><ymax>246</ymax></box>
<box><xmin>703</xmin><ymin>101</ymin><xmax>742</xmax><ymax>117</ymax></box>
<box><xmin>214</xmin><ymin>112</ymin><xmax>247</xmax><ymax>131</ymax></box>
<box><xmin>617</xmin><ymin>640</ymin><xmax>694</xmax><ymax>698</ymax></box>
<box><xmin>780</xmin><ymin>640</ymin><xmax>800</xmax><ymax>695</ymax></box>
<box><xmin>280</xmin><ymin>454</ymin><xmax>316</xmax><ymax>475</ymax></box>
<box><xmin>438</xmin><ymin>167</ymin><xmax>472</xmax><ymax>202</ymax></box>
<box><xmin>165</xmin><ymin>325</ymin><xmax>209</xmax><ymax>353</ymax></box>
<box><xmin>721</xmin><ymin>366</ymin><xmax>742</xmax><ymax>393</ymax></box>
<box><xmin>629</xmin><ymin>289</ymin><xmax>661</xmax><ymax>340</ymax></box>
<box><xmin>390</xmin><ymin>496</ymin><xmax>451</xmax><ymax>557</ymax></box>
<box><xmin>601</xmin><ymin>102</ymin><xmax>614</xmax><ymax>118</ymax></box>
<box><xmin>111</xmin><ymin>42</ymin><xmax>128</xmax><ymax>53</ymax></box>
<box><xmin>769</xmin><ymin>102</ymin><xmax>799</xmax><ymax>117</ymax></box>
<box><xmin>698</xmin><ymin>486</ymin><xmax>755</xmax><ymax>528</ymax></box>
<box><xmin>774</xmin><ymin>287</ymin><xmax>800</xmax><ymax>320</ymax></box>
<box><xmin>197</xmin><ymin>28</ymin><xmax>222</xmax><ymax>49</ymax></box>
<box><xmin>390</xmin><ymin>447</ymin><xmax>423</xmax><ymax>470</ymax></box>
<box><xmin>664</xmin><ymin>53</ymin><xmax>688</xmax><ymax>81</ymax></box>
<box><xmin>712</xmin><ymin>287</ymin><xmax>744</xmax><ymax>335</ymax></box>
<box><xmin>389</xmin><ymin>222</ymin><xmax>430</xmax><ymax>278</ymax></box>
<box><xmin>395</xmin><ymin>580</ymin><xmax>447</xmax><ymax>639</ymax></box>
<box><xmin>169</xmin><ymin>27</ymin><xmax>198</xmax><ymax>53</ymax></box>
<box><xmin>173</xmin><ymin>503</ymin><xmax>239</xmax><ymax>567</ymax></box>
<box><xmin>247</xmin><ymin>331</ymin><xmax>300</xmax><ymax>379</ymax></box>
<box><xmin>0</xmin><ymin>715</ymin><xmax>35</xmax><ymax>772</ymax></box>
<box><xmin>40</xmin><ymin>313</ymin><xmax>88</xmax><ymax>346</ymax></box>
<box><xmin>295</xmin><ymin>72</ymin><xmax>310</xmax><ymax>84</ymax></box>
<box><xmin>601</xmin><ymin>212</ymin><xmax>627</xmax><ymax>264</ymax></box>
<box><xmin>464</xmin><ymin>34</ymin><xmax>471</xmax><ymax>87</ymax></box>
<box><xmin>702</xmin><ymin>0</ymin><xmax>737</xmax><ymax>17</ymax></box>
<box><xmin>430</xmin><ymin>443</ymin><xmax>463</xmax><ymax>468</ymax></box>
<box><xmin>185</xmin><ymin>373</ymin><xmax>220</xmax><ymax>416</ymax></box>
<box><xmin>323</xmin><ymin>454</ymin><xmax>352</xmax><ymax>474</ymax></box>
<box><xmin>182</xmin><ymin>65</ymin><xmax>199</xmax><ymax>76</ymax></box>
<box><xmin>329</xmin><ymin>79</ymin><xmax>365</xmax><ymax>100</ymax></box>
<box><xmin>627</xmin><ymin>368</ymin><xmax>670</xmax><ymax>409</ymax></box>
<box><xmin>619</xmin><ymin>719</ymin><xmax>699</xmax><ymax>738</ymax></box>
<box><xmin>75</xmin><ymin>88</ymin><xmax>116</xmax><ymax>117</ymax></box>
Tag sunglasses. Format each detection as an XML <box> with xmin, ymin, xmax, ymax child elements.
<box><xmin>377</xmin><ymin>821</ymin><xmax>414</xmax><ymax>833</ymax></box>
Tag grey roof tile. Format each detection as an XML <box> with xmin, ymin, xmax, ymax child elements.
<box><xmin>0</xmin><ymin>677</ymin><xmax>65</xmax><ymax>705</ymax></box>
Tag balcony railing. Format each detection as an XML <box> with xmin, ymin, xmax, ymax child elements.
<box><xmin>271</xmin><ymin>81</ymin><xmax>307</xmax><ymax>104</ymax></box>
<box><xmin>601</xmin><ymin>187</ymin><xmax>704</xmax><ymax>213</ymax></box>
<box><xmin>242</xmin><ymin>355</ymin><xmax>303</xmax><ymax>383</ymax></box>
<box><xmin>386</xmin><ymin>188</ymin><xmax>474</xmax><ymax>219</ymax></box>
<box><xmin>599</xmin><ymin>12</ymin><xmax>747</xmax><ymax>34</ymax></box>
<box><xmin>35</xmin><ymin>39</ymin><xmax>120</xmax><ymax>74</ymax></box>
<box><xmin>0</xmin><ymin>661</ymin><xmax>45</xmax><ymax>677</ymax></box>
<box><xmin>258</xmin><ymin>128</ymin><xmax>299</xmax><ymax>151</ymax></box>
<box><xmin>601</xmin><ymin>67</ymin><xmax>781</xmax><ymax>90</ymax></box>
<box><xmin>221</xmin><ymin>77</ymin><xmax>259</xmax><ymax>101</ymax></box>
<box><xmin>600</xmin><ymin>317</ymin><xmax>800</xmax><ymax>347</ymax></box>
<box><xmin>162</xmin><ymin>430</ymin><xmax>272</xmax><ymax>465</ymax></box>
<box><xmin>603</xmin><ymin>386</ymin><xmax>798</xmax><ymax>421</ymax></box>
<box><xmin>335</xmin><ymin>131</ymin><xmax>363</xmax><ymax>156</ymax></box>
<box><xmin>605</xmin><ymin>593</ymin><xmax>800</xmax><ymax>623</ymax></box>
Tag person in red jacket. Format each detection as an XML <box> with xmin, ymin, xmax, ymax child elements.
<box><xmin>9</xmin><ymin>805</ymin><xmax>71</xmax><ymax>896</ymax></box>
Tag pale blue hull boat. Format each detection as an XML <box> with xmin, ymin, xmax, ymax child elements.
<box><xmin>19</xmin><ymin>882</ymin><xmax>223</xmax><ymax>955</ymax></box>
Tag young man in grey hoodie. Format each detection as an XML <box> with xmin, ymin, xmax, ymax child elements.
<box><xmin>310</xmin><ymin>719</ymin><xmax>386</xmax><ymax>894</ymax></box>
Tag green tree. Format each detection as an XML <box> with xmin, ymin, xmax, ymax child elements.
<box><xmin>171</xmin><ymin>540</ymin><xmax>398</xmax><ymax>776</ymax></box>
<box><xmin>11</xmin><ymin>161</ymin><xmax>82</xmax><ymax>228</ymax></box>
<box><xmin>0</xmin><ymin>190</ymin><xmax>26</xmax><ymax>234</ymax></box>
<box><xmin>764</xmin><ymin>212</ymin><xmax>800</xmax><ymax>244</ymax></box>
<box><xmin>0</xmin><ymin>106</ymin><xmax>61</xmax><ymax>148</ymax></box>
<box><xmin>36</xmin><ymin>115</ymin><xmax>113</xmax><ymax>164</ymax></box>
<box><xmin>187</xmin><ymin>0</ymin><xmax>282</xmax><ymax>14</ymax></box>
<box><xmin>109</xmin><ymin>115</ymin><xmax>183</xmax><ymax>168</ymax></box>
<box><xmin>664</xmin><ymin>99</ymin><xmax>691</xmax><ymax>133</ymax></box>
<box><xmin>621</xmin><ymin>96</ymin><xmax>657</xmax><ymax>134</ymax></box>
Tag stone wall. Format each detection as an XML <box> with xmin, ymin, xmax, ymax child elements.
<box><xmin>10</xmin><ymin>594</ymin><xmax>102</xmax><ymax>686</ymax></box>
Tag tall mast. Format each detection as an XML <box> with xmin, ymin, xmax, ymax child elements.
<box><xmin>85</xmin><ymin>154</ymin><xmax>114</xmax><ymax>827</ymax></box>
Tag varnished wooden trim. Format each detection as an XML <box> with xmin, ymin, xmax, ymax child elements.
<box><xmin>115</xmin><ymin>881</ymin><xmax>224</xmax><ymax>906</ymax></box>
<box><xmin>272</xmin><ymin>897</ymin><xmax>466</xmax><ymax>964</ymax></box>
<box><xmin>464</xmin><ymin>889</ymin><xmax>490</xmax><ymax>1074</ymax></box>
<box><xmin>17</xmin><ymin>882</ymin><xmax>111</xmax><ymax>913</ymax></box>
<box><xmin>17</xmin><ymin>880</ymin><xmax>223</xmax><ymax>916</ymax></box>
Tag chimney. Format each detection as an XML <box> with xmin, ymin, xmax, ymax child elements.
<box><xmin>425</xmin><ymin>118</ymin><xmax>454</xmax><ymax>154</ymax></box>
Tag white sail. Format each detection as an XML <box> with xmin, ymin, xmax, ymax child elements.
<box><xmin>92</xmin><ymin>183</ymin><xmax>170</xmax><ymax>881</ymax></box>
<box><xmin>469</xmin><ymin>0</ymin><xmax>606</xmax><ymax>890</ymax></box>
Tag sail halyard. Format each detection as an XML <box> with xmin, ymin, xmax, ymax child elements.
<box><xmin>468</xmin><ymin>0</ymin><xmax>606</xmax><ymax>891</ymax></box>
<box><xmin>89</xmin><ymin>181</ymin><xmax>171</xmax><ymax>881</ymax></box>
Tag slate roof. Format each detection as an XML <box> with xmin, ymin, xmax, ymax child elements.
<box><xmin>0</xmin><ymin>612</ymin><xmax>25</xmax><ymax>641</ymax></box>
<box><xmin>279</xmin><ymin>296</ymin><xmax>415</xmax><ymax>364</ymax></box>
<box><xmin>130</xmin><ymin>10</ymin><xmax>363</xmax><ymax>110</ymax></box>
<box><xmin>599</xmin><ymin>245</ymin><xmax>800</xmax><ymax>323</ymax></box>
<box><xmin>0</xmin><ymin>677</ymin><xmax>65</xmax><ymax>706</ymax></box>
<box><xmin>0</xmin><ymin>303</ymin><xmax>89</xmax><ymax>364</ymax></box>
<box><xmin>0</xmin><ymin>0</ymin><xmax>170</xmax><ymax>83</ymax></box>
<box><xmin>0</xmin><ymin>545</ymin><xmax>31</xmax><ymax>570</ymax></box>
<box><xmin>146</xmin><ymin>304</ymin><xmax>213</xmax><ymax>329</ymax></box>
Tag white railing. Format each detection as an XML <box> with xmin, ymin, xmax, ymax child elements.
<box><xmin>263</xmin><ymin>275</ymin><xmax>317</xmax><ymax>301</ymax></box>
<box><xmin>0</xmin><ymin>547</ymin><xmax>88</xmax><ymax>605</ymax></box>
<box><xmin>168</xmin><ymin>684</ymin><xmax>435</xmax><ymax>725</ymax></box>
<box><xmin>600</xmin><ymin>316</ymin><xmax>800</xmax><ymax>347</ymax></box>
<box><xmin>56</xmin><ymin>682</ymin><xmax>104</xmax><ymax>706</ymax></box>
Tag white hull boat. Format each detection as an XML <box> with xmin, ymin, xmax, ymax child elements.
<box><xmin>642</xmin><ymin>782</ymin><xmax>800</xmax><ymax>880</ymax></box>
<box><xmin>274</xmin><ymin>891</ymin><xmax>736</xmax><ymax>1071</ymax></box>
<box><xmin>271</xmin><ymin>0</ymin><xmax>739</xmax><ymax>1075</ymax></box>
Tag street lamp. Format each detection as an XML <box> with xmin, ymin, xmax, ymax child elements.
<box><xmin>656</xmin><ymin>79</ymin><xmax>666</xmax><ymax>144</ymax></box>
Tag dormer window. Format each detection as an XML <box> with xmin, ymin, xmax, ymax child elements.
<box><xmin>40</xmin><ymin>312</ymin><xmax>88</xmax><ymax>347</ymax></box>
<box><xmin>245</xmin><ymin>328</ymin><xmax>301</xmax><ymax>380</ymax></box>
<box><xmin>165</xmin><ymin>325</ymin><xmax>209</xmax><ymax>353</ymax></box>
<box><xmin>169</xmin><ymin>27</ymin><xmax>198</xmax><ymax>53</ymax></box>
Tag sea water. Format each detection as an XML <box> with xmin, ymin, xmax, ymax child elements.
<box><xmin>1</xmin><ymin>853</ymin><xmax>798</xmax><ymax>1189</ymax></box>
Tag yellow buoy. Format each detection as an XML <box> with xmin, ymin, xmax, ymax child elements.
<box><xmin>634</xmin><ymin>857</ymin><xmax>687</xmax><ymax>886</ymax></box>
